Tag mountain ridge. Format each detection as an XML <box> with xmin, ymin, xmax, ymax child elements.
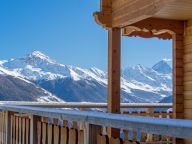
<box><xmin>0</xmin><ymin>51</ymin><xmax>172</xmax><ymax>103</ymax></box>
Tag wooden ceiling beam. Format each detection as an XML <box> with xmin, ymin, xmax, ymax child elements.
<box><xmin>94</xmin><ymin>0</ymin><xmax>176</xmax><ymax>29</ymax></box>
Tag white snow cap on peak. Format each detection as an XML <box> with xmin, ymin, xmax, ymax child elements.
<box><xmin>29</xmin><ymin>51</ymin><xmax>49</xmax><ymax>59</ymax></box>
<box><xmin>162</xmin><ymin>58</ymin><xmax>172</xmax><ymax>62</ymax></box>
<box><xmin>28</xmin><ymin>51</ymin><xmax>56</xmax><ymax>63</ymax></box>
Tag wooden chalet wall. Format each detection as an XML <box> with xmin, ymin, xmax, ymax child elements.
<box><xmin>184</xmin><ymin>20</ymin><xmax>192</xmax><ymax>120</ymax></box>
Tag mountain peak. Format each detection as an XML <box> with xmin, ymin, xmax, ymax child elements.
<box><xmin>152</xmin><ymin>59</ymin><xmax>172</xmax><ymax>74</ymax></box>
<box><xmin>29</xmin><ymin>51</ymin><xmax>49</xmax><ymax>59</ymax></box>
<box><xmin>27</xmin><ymin>51</ymin><xmax>56</xmax><ymax>64</ymax></box>
<box><xmin>31</xmin><ymin>51</ymin><xmax>46</xmax><ymax>56</ymax></box>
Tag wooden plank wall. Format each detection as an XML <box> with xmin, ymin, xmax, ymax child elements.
<box><xmin>184</xmin><ymin>20</ymin><xmax>192</xmax><ymax>120</ymax></box>
<box><xmin>184</xmin><ymin>20</ymin><xmax>192</xmax><ymax>144</ymax></box>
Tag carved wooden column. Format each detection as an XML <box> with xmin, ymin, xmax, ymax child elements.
<box><xmin>107</xmin><ymin>28</ymin><xmax>121</xmax><ymax>138</ymax></box>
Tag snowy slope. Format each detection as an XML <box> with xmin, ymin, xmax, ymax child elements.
<box><xmin>1</xmin><ymin>51</ymin><xmax>172</xmax><ymax>103</ymax></box>
<box><xmin>0</xmin><ymin>65</ymin><xmax>62</xmax><ymax>102</ymax></box>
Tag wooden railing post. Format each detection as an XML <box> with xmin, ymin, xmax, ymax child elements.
<box><xmin>30</xmin><ymin>115</ymin><xmax>41</xmax><ymax>144</ymax></box>
<box><xmin>5</xmin><ymin>111</ymin><xmax>12</xmax><ymax>144</ymax></box>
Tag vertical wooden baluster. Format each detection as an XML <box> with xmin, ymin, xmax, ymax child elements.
<box><xmin>10</xmin><ymin>115</ymin><xmax>13</xmax><ymax>144</ymax></box>
<box><xmin>19</xmin><ymin>117</ymin><xmax>22</xmax><ymax>144</ymax></box>
<box><xmin>30</xmin><ymin>115</ymin><xmax>41</xmax><ymax>144</ymax></box>
<box><xmin>12</xmin><ymin>116</ymin><xmax>16</xmax><ymax>144</ymax></box>
<box><xmin>22</xmin><ymin>118</ymin><xmax>26</xmax><ymax>144</ymax></box>
<box><xmin>37</xmin><ymin>121</ymin><xmax>42</xmax><ymax>144</ymax></box>
<box><xmin>3</xmin><ymin>112</ymin><xmax>5</xmax><ymax>144</ymax></box>
<box><xmin>60</xmin><ymin>126</ymin><xmax>68</xmax><ymax>144</ymax></box>
<box><xmin>54</xmin><ymin>125</ymin><xmax>59</xmax><ymax>144</ymax></box>
<box><xmin>5</xmin><ymin>111</ymin><xmax>11</xmax><ymax>144</ymax></box>
<box><xmin>110</xmin><ymin>137</ymin><xmax>122</xmax><ymax>144</ymax></box>
<box><xmin>42</xmin><ymin>122</ymin><xmax>47</xmax><ymax>144</ymax></box>
<box><xmin>53</xmin><ymin>118</ymin><xmax>59</xmax><ymax>144</ymax></box>
<box><xmin>16</xmin><ymin>116</ymin><xmax>19</xmax><ymax>144</ymax></box>
<box><xmin>47</xmin><ymin>123</ymin><xmax>52</xmax><ymax>144</ymax></box>
<box><xmin>78</xmin><ymin>130</ymin><xmax>84</xmax><ymax>144</ymax></box>
<box><xmin>25</xmin><ymin>118</ymin><xmax>29</xmax><ymax>144</ymax></box>
<box><xmin>97</xmin><ymin>134</ymin><xmax>109</xmax><ymax>144</ymax></box>
<box><xmin>3</xmin><ymin>112</ymin><xmax>5</xmax><ymax>143</ymax></box>
<box><xmin>69</xmin><ymin>128</ymin><xmax>78</xmax><ymax>144</ymax></box>
<box><xmin>4</xmin><ymin>112</ymin><xmax>6</xmax><ymax>143</ymax></box>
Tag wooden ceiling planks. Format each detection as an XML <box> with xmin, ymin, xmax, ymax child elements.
<box><xmin>154</xmin><ymin>0</ymin><xmax>192</xmax><ymax>20</ymax></box>
<box><xmin>112</xmin><ymin>0</ymin><xmax>171</xmax><ymax>27</ymax></box>
<box><xmin>94</xmin><ymin>0</ymin><xmax>192</xmax><ymax>29</ymax></box>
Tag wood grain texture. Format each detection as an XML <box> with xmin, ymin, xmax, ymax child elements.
<box><xmin>107</xmin><ymin>28</ymin><xmax>121</xmax><ymax>138</ymax></box>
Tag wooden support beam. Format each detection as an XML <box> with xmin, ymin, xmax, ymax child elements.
<box><xmin>107</xmin><ymin>28</ymin><xmax>121</xmax><ymax>138</ymax></box>
<box><xmin>123</xmin><ymin>18</ymin><xmax>184</xmax><ymax>40</ymax></box>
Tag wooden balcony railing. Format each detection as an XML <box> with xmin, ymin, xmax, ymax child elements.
<box><xmin>0</xmin><ymin>102</ymin><xmax>191</xmax><ymax>144</ymax></box>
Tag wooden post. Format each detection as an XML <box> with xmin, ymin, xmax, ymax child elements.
<box><xmin>30</xmin><ymin>115</ymin><xmax>41</xmax><ymax>144</ymax></box>
<box><xmin>172</xmin><ymin>22</ymin><xmax>185</xmax><ymax>144</ymax></box>
<box><xmin>173</xmin><ymin>33</ymin><xmax>184</xmax><ymax>120</ymax></box>
<box><xmin>5</xmin><ymin>111</ymin><xmax>12</xmax><ymax>144</ymax></box>
<box><xmin>107</xmin><ymin>28</ymin><xmax>121</xmax><ymax>138</ymax></box>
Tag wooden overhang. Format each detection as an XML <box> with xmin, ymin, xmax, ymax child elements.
<box><xmin>94</xmin><ymin>0</ymin><xmax>192</xmax><ymax>39</ymax></box>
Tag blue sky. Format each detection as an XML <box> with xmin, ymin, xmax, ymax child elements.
<box><xmin>0</xmin><ymin>0</ymin><xmax>172</xmax><ymax>71</ymax></box>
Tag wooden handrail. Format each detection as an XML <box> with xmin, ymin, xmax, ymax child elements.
<box><xmin>0</xmin><ymin>104</ymin><xmax>191</xmax><ymax>140</ymax></box>
<box><xmin>0</xmin><ymin>101</ymin><xmax>172</xmax><ymax>108</ymax></box>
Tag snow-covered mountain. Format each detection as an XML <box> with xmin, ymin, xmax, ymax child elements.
<box><xmin>0</xmin><ymin>51</ymin><xmax>172</xmax><ymax>103</ymax></box>
<box><xmin>152</xmin><ymin>59</ymin><xmax>172</xmax><ymax>74</ymax></box>
<box><xmin>0</xmin><ymin>65</ymin><xmax>62</xmax><ymax>102</ymax></box>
